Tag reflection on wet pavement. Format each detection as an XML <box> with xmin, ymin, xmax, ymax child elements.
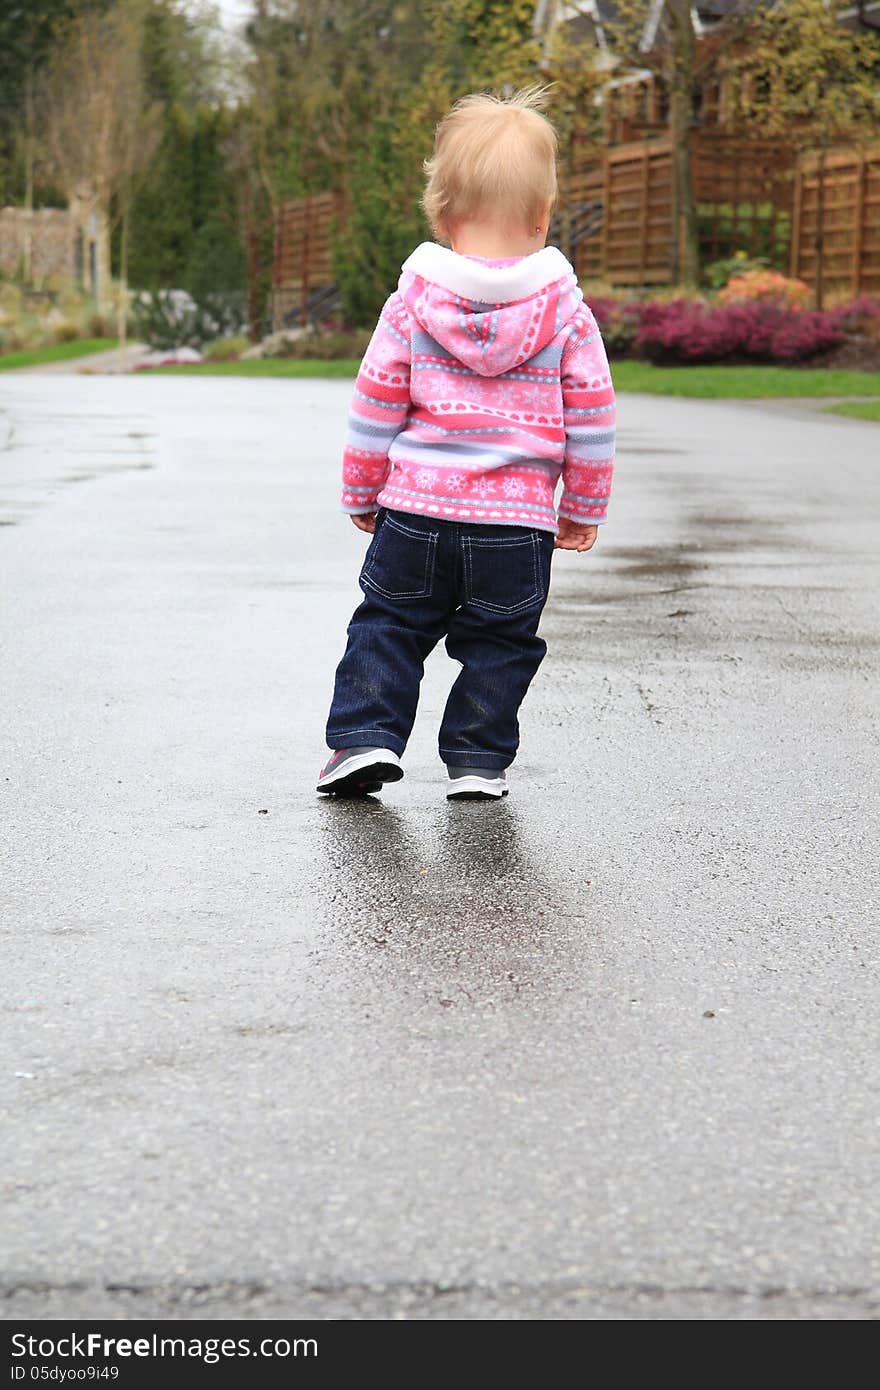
<box><xmin>311</xmin><ymin>796</ymin><xmax>597</xmax><ymax>1012</ymax></box>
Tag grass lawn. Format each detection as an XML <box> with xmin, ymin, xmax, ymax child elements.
<box><xmin>0</xmin><ymin>338</ymin><xmax>118</xmax><ymax>371</ymax></box>
<box><xmin>822</xmin><ymin>400</ymin><xmax>880</xmax><ymax>422</ymax></box>
<box><xmin>612</xmin><ymin>362</ymin><xmax>880</xmax><ymax>398</ymax></box>
<box><xmin>144</xmin><ymin>356</ymin><xmax>880</xmax><ymax>398</ymax></box>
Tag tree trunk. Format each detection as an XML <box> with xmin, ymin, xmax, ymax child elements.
<box><xmin>666</xmin><ymin>0</ymin><xmax>700</xmax><ymax>288</ymax></box>
<box><xmin>241</xmin><ymin>176</ymin><xmax>262</xmax><ymax>342</ymax></box>
<box><xmin>246</xmin><ymin>221</ymin><xmax>262</xmax><ymax>343</ymax></box>
<box><xmin>815</xmin><ymin>146</ymin><xmax>827</xmax><ymax>311</ymax></box>
<box><xmin>23</xmin><ymin>65</ymin><xmax>34</xmax><ymax>283</ymax></box>
<box><xmin>239</xmin><ymin>173</ymin><xmax>263</xmax><ymax>342</ymax></box>
<box><xmin>97</xmin><ymin>205</ymin><xmax>112</xmax><ymax>316</ymax></box>
<box><xmin>118</xmin><ymin>203</ymin><xmax>129</xmax><ymax>350</ymax></box>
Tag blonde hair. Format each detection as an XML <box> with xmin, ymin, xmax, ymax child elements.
<box><xmin>422</xmin><ymin>87</ymin><xmax>558</xmax><ymax>240</ymax></box>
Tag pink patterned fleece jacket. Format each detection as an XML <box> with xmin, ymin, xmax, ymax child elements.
<box><xmin>340</xmin><ymin>241</ymin><xmax>616</xmax><ymax>534</ymax></box>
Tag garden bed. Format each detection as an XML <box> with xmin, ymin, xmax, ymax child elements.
<box><xmin>811</xmin><ymin>337</ymin><xmax>880</xmax><ymax>374</ymax></box>
<box><xmin>588</xmin><ymin>288</ymin><xmax>880</xmax><ymax>370</ymax></box>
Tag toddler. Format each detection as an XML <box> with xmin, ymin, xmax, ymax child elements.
<box><xmin>317</xmin><ymin>88</ymin><xmax>616</xmax><ymax>800</ymax></box>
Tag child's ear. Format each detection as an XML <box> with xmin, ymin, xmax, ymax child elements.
<box><xmin>531</xmin><ymin>200</ymin><xmax>555</xmax><ymax>239</ymax></box>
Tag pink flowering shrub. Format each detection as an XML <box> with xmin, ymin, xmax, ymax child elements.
<box><xmin>588</xmin><ymin>290</ymin><xmax>878</xmax><ymax>365</ymax></box>
<box><xmin>834</xmin><ymin>295</ymin><xmax>880</xmax><ymax>342</ymax></box>
<box><xmin>766</xmin><ymin>310</ymin><xmax>848</xmax><ymax>363</ymax></box>
<box><xmin>634</xmin><ymin>298</ymin><xmax>844</xmax><ymax>365</ymax></box>
<box><xmin>587</xmin><ymin>296</ymin><xmax>641</xmax><ymax>355</ymax></box>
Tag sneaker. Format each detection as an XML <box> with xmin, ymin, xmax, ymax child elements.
<box><xmin>317</xmin><ymin>746</ymin><xmax>403</xmax><ymax>796</ymax></box>
<box><xmin>446</xmin><ymin>766</ymin><xmax>508</xmax><ymax>801</ymax></box>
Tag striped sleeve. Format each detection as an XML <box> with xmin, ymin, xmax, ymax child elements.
<box><xmin>340</xmin><ymin>292</ymin><xmax>412</xmax><ymax>514</ymax></box>
<box><xmin>559</xmin><ymin>307</ymin><xmax>616</xmax><ymax>525</ymax></box>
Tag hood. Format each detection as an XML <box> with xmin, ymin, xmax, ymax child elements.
<box><xmin>398</xmin><ymin>241</ymin><xmax>583</xmax><ymax>378</ymax></box>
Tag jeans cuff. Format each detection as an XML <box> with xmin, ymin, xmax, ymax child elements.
<box><xmin>328</xmin><ymin>732</ymin><xmax>406</xmax><ymax>757</ymax></box>
<box><xmin>439</xmin><ymin>749</ymin><xmax>511</xmax><ymax>771</ymax></box>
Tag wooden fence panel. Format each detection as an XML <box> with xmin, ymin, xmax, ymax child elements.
<box><xmin>570</xmin><ymin>133</ymin><xmax>793</xmax><ymax>288</ymax></box>
<box><xmin>864</xmin><ymin>156</ymin><xmax>880</xmax><ymax>296</ymax></box>
<box><xmin>602</xmin><ymin>139</ymin><xmax>674</xmax><ymax>285</ymax></box>
<box><xmin>272</xmin><ymin>191</ymin><xmax>344</xmax><ymax>325</ymax></box>
<box><xmin>793</xmin><ymin>146</ymin><xmax>880</xmax><ymax>298</ymax></box>
<box><xmin>692</xmin><ymin>133</ymin><xmax>794</xmax><ymax>267</ymax></box>
<box><xmin>273</xmin><ymin>141</ymin><xmax>876</xmax><ymax>303</ymax></box>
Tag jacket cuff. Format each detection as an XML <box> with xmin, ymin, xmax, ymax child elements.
<box><xmin>341</xmin><ymin>494</ymin><xmax>380</xmax><ymax>514</ymax></box>
<box><xmin>558</xmin><ymin>491</ymin><xmax>608</xmax><ymax>524</ymax></box>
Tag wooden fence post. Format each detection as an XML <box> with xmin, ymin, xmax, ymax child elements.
<box><xmin>272</xmin><ymin>207</ymin><xmax>282</xmax><ymax>332</ymax></box>
<box><xmin>852</xmin><ymin>148</ymin><xmax>866</xmax><ymax>298</ymax></box>
<box><xmin>301</xmin><ymin>197</ymin><xmax>311</xmax><ymax>327</ymax></box>
<box><xmin>790</xmin><ymin>152</ymin><xmax>803</xmax><ymax>281</ymax></box>
<box><xmin>639</xmin><ymin>144</ymin><xmax>650</xmax><ymax>283</ymax></box>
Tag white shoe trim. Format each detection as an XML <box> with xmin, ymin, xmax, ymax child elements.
<box><xmin>446</xmin><ymin>773</ymin><xmax>507</xmax><ymax>799</ymax></box>
<box><xmin>319</xmin><ymin>749</ymin><xmax>401</xmax><ymax>788</ymax></box>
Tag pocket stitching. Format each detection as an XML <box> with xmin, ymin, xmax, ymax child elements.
<box><xmin>385</xmin><ymin>514</ymin><xmax>439</xmax><ymax>543</ymax></box>
<box><xmin>463</xmin><ymin>534</ymin><xmax>541</xmax><ymax>615</ymax></box>
<box><xmin>362</xmin><ymin>524</ymin><xmax>438</xmax><ymax>600</ymax></box>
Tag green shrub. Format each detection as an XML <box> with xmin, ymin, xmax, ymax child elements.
<box><xmin>0</xmin><ymin>278</ymin><xmax>128</xmax><ymax>350</ymax></box>
<box><xmin>0</xmin><ymin>326</ymin><xmax>24</xmax><ymax>354</ymax></box>
<box><xmin>181</xmin><ymin>218</ymin><xmax>247</xmax><ymax>303</ymax></box>
<box><xmin>333</xmin><ymin>119</ymin><xmax>428</xmax><ymax>328</ymax></box>
<box><xmin>270</xmin><ymin>328</ymin><xmax>372</xmax><ymax>360</ymax></box>
<box><xmin>132</xmin><ymin>287</ymin><xmax>246</xmax><ymax>350</ymax></box>
<box><xmin>87</xmin><ymin>311</ymin><xmax>115</xmax><ymax>338</ymax></box>
<box><xmin>51</xmin><ymin>319</ymin><xmax>80</xmax><ymax>344</ymax></box>
<box><xmin>703</xmin><ymin>251</ymin><xmax>770</xmax><ymax>292</ymax></box>
<box><xmin>203</xmin><ymin>334</ymin><xmax>251</xmax><ymax>361</ymax></box>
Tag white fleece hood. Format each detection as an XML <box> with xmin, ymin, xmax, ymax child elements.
<box><xmin>398</xmin><ymin>242</ymin><xmax>583</xmax><ymax>378</ymax></box>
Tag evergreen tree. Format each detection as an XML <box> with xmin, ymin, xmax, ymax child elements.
<box><xmin>119</xmin><ymin>4</ymin><xmax>239</xmax><ymax>289</ymax></box>
<box><xmin>125</xmin><ymin>102</ymin><xmax>243</xmax><ymax>292</ymax></box>
<box><xmin>333</xmin><ymin>119</ymin><xmax>428</xmax><ymax>327</ymax></box>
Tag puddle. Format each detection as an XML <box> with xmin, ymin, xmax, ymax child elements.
<box><xmin>547</xmin><ymin>501</ymin><xmax>878</xmax><ymax>672</ymax></box>
<box><xmin>598</xmin><ymin>543</ymin><xmax>707</xmax><ymax>582</ymax></box>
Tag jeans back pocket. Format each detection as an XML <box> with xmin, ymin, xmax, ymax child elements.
<box><xmin>361</xmin><ymin>513</ymin><xmax>439</xmax><ymax>601</ymax></box>
<box><xmin>463</xmin><ymin>531</ymin><xmax>544</xmax><ymax>616</ymax></box>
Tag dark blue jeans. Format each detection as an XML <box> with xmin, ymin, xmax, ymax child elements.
<box><xmin>326</xmin><ymin>508</ymin><xmax>556</xmax><ymax>771</ymax></box>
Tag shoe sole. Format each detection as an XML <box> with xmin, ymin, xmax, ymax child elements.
<box><xmin>447</xmin><ymin>777</ymin><xmax>508</xmax><ymax>801</ymax></box>
<box><xmin>317</xmin><ymin>756</ymin><xmax>403</xmax><ymax>796</ymax></box>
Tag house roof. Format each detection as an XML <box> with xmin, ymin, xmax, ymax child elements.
<box><xmin>652</xmin><ymin>0</ymin><xmax>880</xmax><ymax>44</ymax></box>
<box><xmin>535</xmin><ymin>0</ymin><xmax>880</xmax><ymax>57</ymax></box>
<box><xmin>533</xmin><ymin>0</ymin><xmax>627</xmax><ymax>51</ymax></box>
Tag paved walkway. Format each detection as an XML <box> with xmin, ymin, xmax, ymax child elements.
<box><xmin>1</xmin><ymin>374</ymin><xmax>878</xmax><ymax>1319</ymax></box>
<box><xmin>5</xmin><ymin>342</ymin><xmax>149</xmax><ymax>375</ymax></box>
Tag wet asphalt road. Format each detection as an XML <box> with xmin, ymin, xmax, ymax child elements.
<box><xmin>1</xmin><ymin>375</ymin><xmax>878</xmax><ymax>1321</ymax></box>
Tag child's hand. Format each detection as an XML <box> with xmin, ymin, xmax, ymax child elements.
<box><xmin>555</xmin><ymin>519</ymin><xmax>598</xmax><ymax>552</ymax></box>
<box><xmin>350</xmin><ymin>512</ymin><xmax>378</xmax><ymax>534</ymax></box>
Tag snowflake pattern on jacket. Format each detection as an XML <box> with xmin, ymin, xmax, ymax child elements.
<box><xmin>340</xmin><ymin>242</ymin><xmax>616</xmax><ymax>534</ymax></box>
